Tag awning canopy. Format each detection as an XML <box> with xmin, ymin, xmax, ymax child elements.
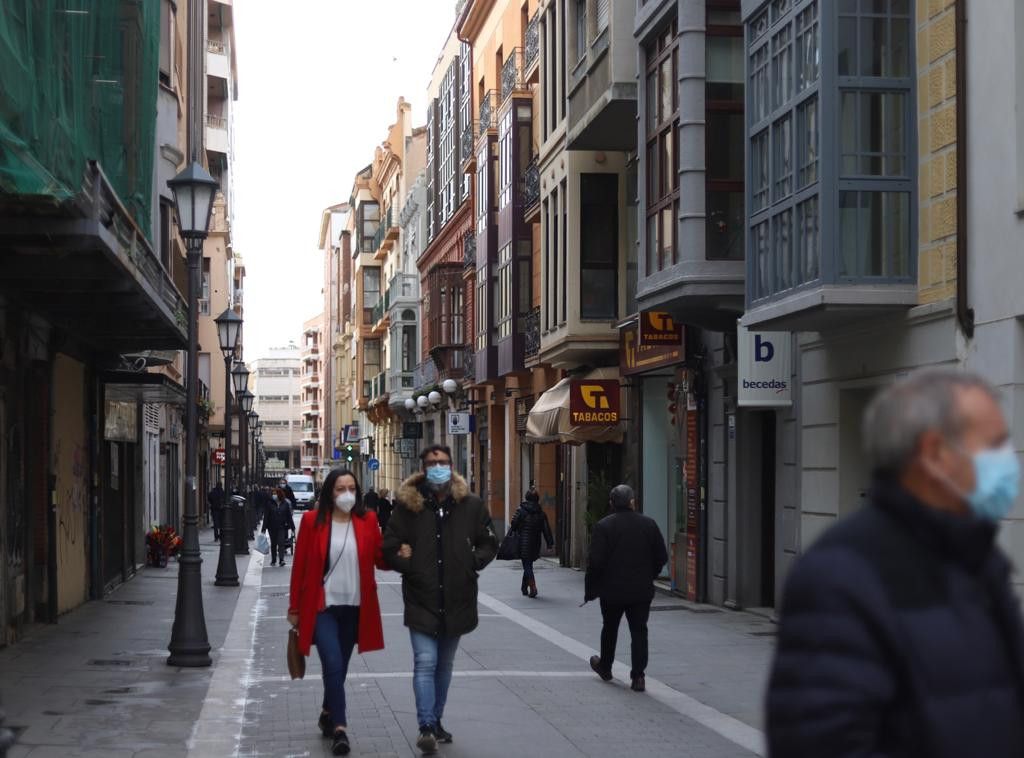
<box><xmin>102</xmin><ymin>372</ymin><xmax>186</xmax><ymax>406</ymax></box>
<box><xmin>525</xmin><ymin>366</ymin><xmax>624</xmax><ymax>446</ymax></box>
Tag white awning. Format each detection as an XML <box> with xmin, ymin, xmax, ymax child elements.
<box><xmin>524</xmin><ymin>366</ymin><xmax>624</xmax><ymax>445</ymax></box>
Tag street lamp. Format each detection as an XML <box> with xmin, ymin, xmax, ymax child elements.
<box><xmin>238</xmin><ymin>390</ymin><xmax>256</xmax><ymax>537</ymax></box>
<box><xmin>417</xmin><ymin>395</ymin><xmax>429</xmax><ymax>409</ymax></box>
<box><xmin>166</xmin><ymin>161</ymin><xmax>218</xmax><ymax>668</ymax></box>
<box><xmin>428</xmin><ymin>390</ymin><xmax>442</xmax><ymax>406</ymax></box>
<box><xmin>213</xmin><ymin>308</ymin><xmax>242</xmax><ymax>589</ymax></box>
<box><xmin>442</xmin><ymin>378</ymin><xmax>458</xmax><ymax>395</ymax></box>
<box><xmin>404</xmin><ymin>398</ymin><xmax>416</xmax><ymax>412</ymax></box>
<box><xmin>229</xmin><ymin>362</ymin><xmax>252</xmax><ymax>554</ymax></box>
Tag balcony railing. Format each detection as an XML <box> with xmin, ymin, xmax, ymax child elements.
<box><xmin>369</xmin><ymin>371</ymin><xmax>387</xmax><ymax>400</ymax></box>
<box><xmin>207</xmin><ymin>39</ymin><xmax>226</xmax><ymax>54</ymax></box>
<box><xmin>479</xmin><ymin>90</ymin><xmax>498</xmax><ymax>135</ymax></box>
<box><xmin>205</xmin><ymin>113</ymin><xmax>226</xmax><ymax>129</ymax></box>
<box><xmin>463</xmin><ymin>230</ymin><xmax>476</xmax><ymax>268</ymax></box>
<box><xmin>461</xmin><ymin>120</ymin><xmax>477</xmax><ymax>163</ymax></box>
<box><xmin>524</xmin><ymin>13</ymin><xmax>540</xmax><ymax>73</ymax></box>
<box><xmin>387</xmin><ymin>369</ymin><xmax>415</xmax><ymax>394</ymax></box>
<box><xmin>501</xmin><ymin>48</ymin><xmax>526</xmax><ymax>102</ymax></box>
<box><xmin>522</xmin><ymin>154</ymin><xmax>540</xmax><ymax>209</ymax></box>
<box><xmin>387</xmin><ymin>273</ymin><xmax>418</xmax><ymax>311</ymax></box>
<box><xmin>462</xmin><ymin>345</ymin><xmax>475</xmax><ymax>379</ymax></box>
<box><xmin>522</xmin><ymin>307</ymin><xmax>541</xmax><ymax>358</ymax></box>
<box><xmin>370</xmin><ymin>290</ymin><xmax>391</xmax><ymax>325</ymax></box>
<box><xmin>413</xmin><ymin>360</ymin><xmax>438</xmax><ymax>392</ymax></box>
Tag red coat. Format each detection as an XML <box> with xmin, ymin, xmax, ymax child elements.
<box><xmin>289</xmin><ymin>509</ymin><xmax>387</xmax><ymax>656</ymax></box>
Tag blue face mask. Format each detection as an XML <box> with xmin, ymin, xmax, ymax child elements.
<box><xmin>425</xmin><ymin>465</ymin><xmax>452</xmax><ymax>487</ymax></box>
<box><xmin>966</xmin><ymin>443</ymin><xmax>1021</xmax><ymax>521</ymax></box>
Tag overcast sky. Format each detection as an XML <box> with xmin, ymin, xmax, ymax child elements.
<box><xmin>233</xmin><ymin>1</ymin><xmax>457</xmax><ymax>361</ymax></box>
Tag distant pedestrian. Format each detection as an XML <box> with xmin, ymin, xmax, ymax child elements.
<box><xmin>208</xmin><ymin>481</ymin><xmax>225</xmax><ymax>541</ymax></box>
<box><xmin>510</xmin><ymin>487</ymin><xmax>553</xmax><ymax>597</ymax></box>
<box><xmin>288</xmin><ymin>468</ymin><xmax>388</xmax><ymax>756</ymax></box>
<box><xmin>364</xmin><ymin>488</ymin><xmax>379</xmax><ymax>513</ymax></box>
<box><xmin>279</xmin><ymin>477</ymin><xmax>297</xmax><ymax>508</ymax></box>
<box><xmin>382</xmin><ymin>445</ymin><xmax>498</xmax><ymax>755</ymax></box>
<box><xmin>584</xmin><ymin>484</ymin><xmax>667</xmax><ymax>693</ymax></box>
<box><xmin>766</xmin><ymin>369</ymin><xmax>1024</xmax><ymax>757</ymax></box>
<box><xmin>262</xmin><ymin>488</ymin><xmax>296</xmax><ymax>567</ymax></box>
<box><xmin>377</xmin><ymin>488</ymin><xmax>393</xmax><ymax>533</ymax></box>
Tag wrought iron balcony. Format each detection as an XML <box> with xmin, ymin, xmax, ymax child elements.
<box><xmin>370</xmin><ymin>290</ymin><xmax>390</xmax><ymax>326</ymax></box>
<box><xmin>525</xmin><ymin>13</ymin><xmax>540</xmax><ymax>74</ymax></box>
<box><xmin>463</xmin><ymin>230</ymin><xmax>476</xmax><ymax>269</ymax></box>
<box><xmin>462</xmin><ymin>345</ymin><xmax>475</xmax><ymax>380</ymax></box>
<box><xmin>501</xmin><ymin>48</ymin><xmax>527</xmax><ymax>103</ymax></box>
<box><xmin>522</xmin><ymin>307</ymin><xmax>541</xmax><ymax>358</ymax></box>
<box><xmin>479</xmin><ymin>90</ymin><xmax>498</xmax><ymax>136</ymax></box>
<box><xmin>522</xmin><ymin>154</ymin><xmax>540</xmax><ymax>210</ymax></box>
<box><xmin>387</xmin><ymin>369</ymin><xmax>415</xmax><ymax>395</ymax></box>
<box><xmin>413</xmin><ymin>360</ymin><xmax>438</xmax><ymax>392</ymax></box>
<box><xmin>461</xmin><ymin>120</ymin><xmax>477</xmax><ymax>166</ymax></box>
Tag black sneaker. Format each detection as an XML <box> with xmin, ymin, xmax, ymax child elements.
<box><xmin>318</xmin><ymin>710</ymin><xmax>332</xmax><ymax>738</ymax></box>
<box><xmin>631</xmin><ymin>675</ymin><xmax>646</xmax><ymax>692</ymax></box>
<box><xmin>435</xmin><ymin>721</ymin><xmax>453</xmax><ymax>744</ymax></box>
<box><xmin>416</xmin><ymin>725</ymin><xmax>438</xmax><ymax>754</ymax></box>
<box><xmin>589</xmin><ymin>655</ymin><xmax>612</xmax><ymax>682</ymax></box>
<box><xmin>331</xmin><ymin>729</ymin><xmax>350</xmax><ymax>755</ymax></box>
<box><xmin>279</xmin><ymin>561</ymin><xmax>286</xmax><ymax>567</ymax></box>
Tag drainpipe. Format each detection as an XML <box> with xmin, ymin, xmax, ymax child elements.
<box><xmin>954</xmin><ymin>0</ymin><xmax>974</xmax><ymax>338</ymax></box>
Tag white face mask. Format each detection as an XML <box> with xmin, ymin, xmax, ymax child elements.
<box><xmin>334</xmin><ymin>491</ymin><xmax>357</xmax><ymax>513</ymax></box>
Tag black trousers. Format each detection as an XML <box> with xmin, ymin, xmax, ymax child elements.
<box><xmin>599</xmin><ymin>599</ymin><xmax>651</xmax><ymax>678</ymax></box>
<box><xmin>269</xmin><ymin>528</ymin><xmax>288</xmax><ymax>564</ymax></box>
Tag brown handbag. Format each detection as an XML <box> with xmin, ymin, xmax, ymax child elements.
<box><xmin>287</xmin><ymin>627</ymin><xmax>305</xmax><ymax>680</ymax></box>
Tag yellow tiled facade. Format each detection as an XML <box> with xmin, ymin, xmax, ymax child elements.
<box><xmin>917</xmin><ymin>0</ymin><xmax>959</xmax><ymax>304</ymax></box>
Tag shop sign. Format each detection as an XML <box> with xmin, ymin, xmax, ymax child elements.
<box><xmin>265</xmin><ymin>458</ymin><xmax>286</xmax><ymax>471</ymax></box>
<box><xmin>402</xmin><ymin>421</ymin><xmax>423</xmax><ymax>439</ymax></box>
<box><xmin>639</xmin><ymin>311</ymin><xmax>683</xmax><ymax>348</ymax></box>
<box><xmin>104</xmin><ymin>401</ymin><xmax>137</xmax><ymax>442</ymax></box>
<box><xmin>211</xmin><ymin>448</ymin><xmax>226</xmax><ymax>465</ymax></box>
<box><xmin>447</xmin><ymin>412</ymin><xmax>472</xmax><ymax>435</ymax></box>
<box><xmin>343</xmin><ymin>424</ymin><xmax>360</xmax><ymax>443</ymax></box>
<box><xmin>619</xmin><ymin>324</ymin><xmax>684</xmax><ymax>376</ymax></box>
<box><xmin>738</xmin><ymin>324</ymin><xmax>792</xmax><ymax>407</ymax></box>
<box><xmin>568</xmin><ymin>380</ymin><xmax>621</xmax><ymax>425</ymax></box>
<box><xmin>394</xmin><ymin>438</ymin><xmax>416</xmax><ymax>457</ymax></box>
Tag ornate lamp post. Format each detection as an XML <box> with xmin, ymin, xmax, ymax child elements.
<box><xmin>231</xmin><ymin>361</ymin><xmax>251</xmax><ymax>554</ymax></box>
<box><xmin>212</xmin><ymin>308</ymin><xmax>242</xmax><ymax>586</ymax></box>
<box><xmin>239</xmin><ymin>389</ymin><xmax>256</xmax><ymax>536</ymax></box>
<box><xmin>166</xmin><ymin>162</ymin><xmax>218</xmax><ymax>668</ymax></box>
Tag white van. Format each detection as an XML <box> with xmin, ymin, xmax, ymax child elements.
<box><xmin>285</xmin><ymin>474</ymin><xmax>316</xmax><ymax>509</ymax></box>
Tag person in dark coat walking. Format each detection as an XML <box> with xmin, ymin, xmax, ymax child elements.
<box><xmin>510</xmin><ymin>487</ymin><xmax>553</xmax><ymax>597</ymax></box>
<box><xmin>262</xmin><ymin>487</ymin><xmax>296</xmax><ymax>567</ymax></box>
<box><xmin>364</xmin><ymin>488</ymin><xmax>380</xmax><ymax>514</ymax></box>
<box><xmin>584</xmin><ymin>484</ymin><xmax>667</xmax><ymax>693</ymax></box>
<box><xmin>382</xmin><ymin>445</ymin><xmax>498</xmax><ymax>755</ymax></box>
<box><xmin>208</xmin><ymin>481</ymin><xmax>225</xmax><ymax>541</ymax></box>
<box><xmin>377</xmin><ymin>488</ymin><xmax>393</xmax><ymax>533</ymax></box>
<box><xmin>766</xmin><ymin>369</ymin><xmax>1024</xmax><ymax>758</ymax></box>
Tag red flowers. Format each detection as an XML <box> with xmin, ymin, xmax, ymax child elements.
<box><xmin>146</xmin><ymin>525</ymin><xmax>183</xmax><ymax>567</ymax></box>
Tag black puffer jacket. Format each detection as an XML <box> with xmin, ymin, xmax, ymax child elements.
<box><xmin>511</xmin><ymin>501</ymin><xmax>553</xmax><ymax>562</ymax></box>
<box><xmin>382</xmin><ymin>472</ymin><xmax>498</xmax><ymax>637</ymax></box>
<box><xmin>766</xmin><ymin>480</ymin><xmax>1024</xmax><ymax>757</ymax></box>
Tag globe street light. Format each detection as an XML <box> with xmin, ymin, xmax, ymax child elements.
<box><xmin>166</xmin><ymin>161</ymin><xmax>218</xmax><ymax>668</ymax></box>
<box><xmin>404</xmin><ymin>397</ymin><xmax>416</xmax><ymax>411</ymax></box>
<box><xmin>417</xmin><ymin>395</ymin><xmax>429</xmax><ymax>409</ymax></box>
<box><xmin>442</xmin><ymin>378</ymin><xmax>458</xmax><ymax>395</ymax></box>
<box><xmin>428</xmin><ymin>390</ymin><xmax>442</xmax><ymax>406</ymax></box>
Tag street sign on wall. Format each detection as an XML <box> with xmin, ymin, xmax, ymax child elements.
<box><xmin>447</xmin><ymin>412</ymin><xmax>472</xmax><ymax>435</ymax></box>
<box><xmin>211</xmin><ymin>448</ymin><xmax>226</xmax><ymax>465</ymax></box>
<box><xmin>402</xmin><ymin>422</ymin><xmax>423</xmax><ymax>439</ymax></box>
<box><xmin>568</xmin><ymin>380</ymin><xmax>621</xmax><ymax>425</ymax></box>
<box><xmin>343</xmin><ymin>424</ymin><xmax>360</xmax><ymax>443</ymax></box>
<box><xmin>738</xmin><ymin>324</ymin><xmax>792</xmax><ymax>407</ymax></box>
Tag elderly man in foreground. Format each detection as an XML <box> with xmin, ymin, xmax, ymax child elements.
<box><xmin>766</xmin><ymin>369</ymin><xmax>1024</xmax><ymax>757</ymax></box>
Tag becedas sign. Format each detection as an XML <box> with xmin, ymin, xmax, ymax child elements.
<box><xmin>569</xmin><ymin>380</ymin><xmax>621</xmax><ymax>425</ymax></box>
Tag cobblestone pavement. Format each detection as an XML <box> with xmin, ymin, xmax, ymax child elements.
<box><xmin>1</xmin><ymin>524</ymin><xmax>777</xmax><ymax>758</ymax></box>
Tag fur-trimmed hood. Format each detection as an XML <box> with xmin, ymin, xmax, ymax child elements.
<box><xmin>396</xmin><ymin>471</ymin><xmax>471</xmax><ymax>513</ymax></box>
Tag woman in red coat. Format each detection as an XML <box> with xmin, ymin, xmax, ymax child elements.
<box><xmin>288</xmin><ymin>468</ymin><xmax>387</xmax><ymax>755</ymax></box>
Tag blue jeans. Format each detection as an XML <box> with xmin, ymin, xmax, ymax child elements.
<box><xmin>410</xmin><ymin>630</ymin><xmax>461</xmax><ymax>729</ymax></box>
<box><xmin>314</xmin><ymin>605</ymin><xmax>359</xmax><ymax>729</ymax></box>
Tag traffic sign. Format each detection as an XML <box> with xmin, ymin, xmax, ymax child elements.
<box><xmin>367</xmin><ymin>458</ymin><xmax>380</xmax><ymax>471</ymax></box>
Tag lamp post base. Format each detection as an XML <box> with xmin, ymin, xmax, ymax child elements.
<box><xmin>215</xmin><ymin>502</ymin><xmax>239</xmax><ymax>587</ymax></box>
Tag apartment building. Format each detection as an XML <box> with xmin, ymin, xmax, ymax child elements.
<box><xmin>251</xmin><ymin>346</ymin><xmax>302</xmax><ymax>472</ymax></box>
<box><xmin>300</xmin><ymin>315</ymin><xmax>326</xmax><ymax>477</ymax></box>
<box><xmin>318</xmin><ymin>202</ymin><xmax>350</xmax><ymax>474</ymax></box>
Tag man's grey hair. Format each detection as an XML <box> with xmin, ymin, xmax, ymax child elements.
<box><xmin>609</xmin><ymin>484</ymin><xmax>634</xmax><ymax>511</ymax></box>
<box><xmin>863</xmin><ymin>368</ymin><xmax>999</xmax><ymax>477</ymax></box>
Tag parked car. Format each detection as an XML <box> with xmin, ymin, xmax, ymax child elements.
<box><xmin>285</xmin><ymin>474</ymin><xmax>316</xmax><ymax>510</ymax></box>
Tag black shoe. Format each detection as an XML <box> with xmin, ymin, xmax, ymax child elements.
<box><xmin>435</xmin><ymin>721</ymin><xmax>453</xmax><ymax>744</ymax></box>
<box><xmin>279</xmin><ymin>561</ymin><xmax>286</xmax><ymax>567</ymax></box>
<box><xmin>416</xmin><ymin>725</ymin><xmax>438</xmax><ymax>754</ymax></box>
<box><xmin>590</xmin><ymin>655</ymin><xmax>612</xmax><ymax>682</ymax></box>
<box><xmin>631</xmin><ymin>675</ymin><xmax>646</xmax><ymax>692</ymax></box>
<box><xmin>332</xmin><ymin>729</ymin><xmax>350</xmax><ymax>755</ymax></box>
<box><xmin>318</xmin><ymin>711</ymin><xmax>332</xmax><ymax>738</ymax></box>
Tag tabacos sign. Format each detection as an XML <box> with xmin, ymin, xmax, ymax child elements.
<box><xmin>569</xmin><ymin>380</ymin><xmax>621</xmax><ymax>425</ymax></box>
<box><xmin>738</xmin><ymin>325</ymin><xmax>792</xmax><ymax>408</ymax></box>
<box><xmin>639</xmin><ymin>311</ymin><xmax>683</xmax><ymax>348</ymax></box>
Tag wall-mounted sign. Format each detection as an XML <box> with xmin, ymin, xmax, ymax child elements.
<box><xmin>211</xmin><ymin>448</ymin><xmax>226</xmax><ymax>465</ymax></box>
<box><xmin>639</xmin><ymin>311</ymin><xmax>683</xmax><ymax>348</ymax></box>
<box><xmin>343</xmin><ymin>424</ymin><xmax>360</xmax><ymax>443</ymax></box>
<box><xmin>620</xmin><ymin>323</ymin><xmax>684</xmax><ymax>376</ymax></box>
<box><xmin>447</xmin><ymin>412</ymin><xmax>472</xmax><ymax>435</ymax></box>
<box><xmin>394</xmin><ymin>438</ymin><xmax>416</xmax><ymax>457</ymax></box>
<box><xmin>568</xmin><ymin>380</ymin><xmax>621</xmax><ymax>425</ymax></box>
<box><xmin>402</xmin><ymin>421</ymin><xmax>423</xmax><ymax>439</ymax></box>
<box><xmin>738</xmin><ymin>324</ymin><xmax>792</xmax><ymax>408</ymax></box>
<box><xmin>104</xmin><ymin>401</ymin><xmax>137</xmax><ymax>443</ymax></box>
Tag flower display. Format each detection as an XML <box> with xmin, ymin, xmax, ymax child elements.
<box><xmin>146</xmin><ymin>525</ymin><xmax>183</xmax><ymax>567</ymax></box>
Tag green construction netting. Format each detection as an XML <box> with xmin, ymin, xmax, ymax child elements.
<box><xmin>0</xmin><ymin>0</ymin><xmax>158</xmax><ymax>238</ymax></box>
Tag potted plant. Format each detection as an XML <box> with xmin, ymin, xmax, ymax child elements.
<box><xmin>146</xmin><ymin>525</ymin><xmax>183</xmax><ymax>567</ymax></box>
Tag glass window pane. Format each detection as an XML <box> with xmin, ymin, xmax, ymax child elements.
<box><xmin>707</xmin><ymin>36</ymin><xmax>744</xmax><ymax>101</ymax></box>
<box><xmin>774</xmin><ymin>209</ymin><xmax>794</xmax><ymax>292</ymax></box>
<box><xmin>773</xmin><ymin>114</ymin><xmax>793</xmax><ymax>201</ymax></box>
<box><xmin>797</xmin><ymin>195</ymin><xmax>820</xmax><ymax>284</ymax></box>
<box><xmin>890</xmin><ymin>18</ymin><xmax>910</xmax><ymax>78</ymax></box>
<box><xmin>840</xmin><ymin>91</ymin><xmax>859</xmax><ymax>174</ymax></box>
<box><xmin>837</xmin><ymin>17</ymin><xmax>856</xmax><ymax>76</ymax></box>
<box><xmin>661</xmin><ymin>206</ymin><xmax>674</xmax><ymax>264</ymax></box>
<box><xmin>772</xmin><ymin>24</ymin><xmax>793</xmax><ymax>110</ymax></box>
<box><xmin>646</xmin><ymin>213</ymin><xmax>658</xmax><ymax>273</ymax></box>
<box><xmin>838</xmin><ymin>191</ymin><xmax>910</xmax><ymax>278</ymax></box>
<box><xmin>708</xmin><ymin>111</ymin><xmax>744</xmax><ymax>182</ymax></box>
<box><xmin>707</xmin><ymin>191</ymin><xmax>744</xmax><ymax>260</ymax></box>
<box><xmin>646</xmin><ymin>72</ymin><xmax>657</xmax><ymax>127</ymax></box>
<box><xmin>860</xmin><ymin>16</ymin><xmax>886</xmax><ymax>77</ymax></box>
<box><xmin>797</xmin><ymin>96</ymin><xmax>819</xmax><ymax>187</ymax></box>
<box><xmin>647</xmin><ymin>141</ymin><xmax>658</xmax><ymax>203</ymax></box>
<box><xmin>750</xmin><ymin>45</ymin><xmax>769</xmax><ymax>123</ymax></box>
<box><xmin>795</xmin><ymin>3</ymin><xmax>819</xmax><ymax>92</ymax></box>
<box><xmin>751</xmin><ymin>129</ymin><xmax>769</xmax><ymax>213</ymax></box>
<box><xmin>753</xmin><ymin>220</ymin><xmax>771</xmax><ymax>300</ymax></box>
<box><xmin>660</xmin><ymin>58</ymin><xmax>673</xmax><ymax>123</ymax></box>
<box><xmin>661</xmin><ymin>132</ymin><xmax>675</xmax><ymax>192</ymax></box>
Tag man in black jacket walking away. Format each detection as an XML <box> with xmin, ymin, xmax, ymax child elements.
<box><xmin>382</xmin><ymin>445</ymin><xmax>498</xmax><ymax>755</ymax></box>
<box><xmin>766</xmin><ymin>369</ymin><xmax>1024</xmax><ymax>757</ymax></box>
<box><xmin>585</xmin><ymin>484</ymin><xmax>667</xmax><ymax>693</ymax></box>
<box><xmin>511</xmin><ymin>487</ymin><xmax>553</xmax><ymax>597</ymax></box>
